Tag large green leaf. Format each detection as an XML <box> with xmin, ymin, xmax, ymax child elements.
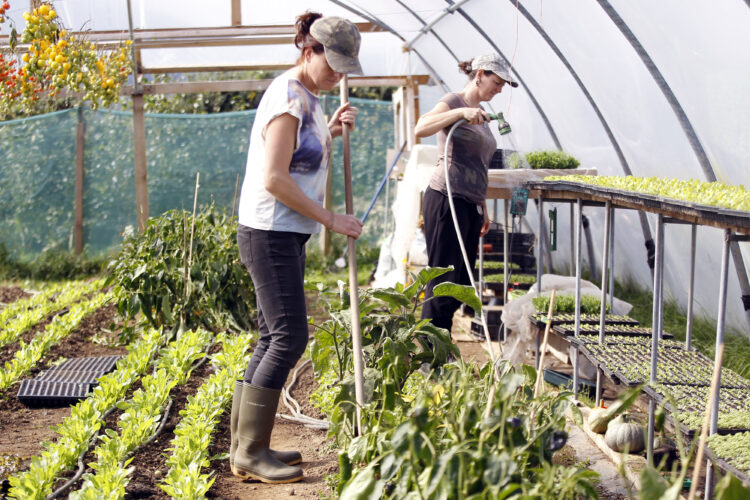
<box><xmin>339</xmin><ymin>463</ymin><xmax>385</xmax><ymax>500</ymax></box>
<box><xmin>432</xmin><ymin>282</ymin><xmax>481</xmax><ymax>313</ymax></box>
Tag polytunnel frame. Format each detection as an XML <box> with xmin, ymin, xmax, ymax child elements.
<box><xmin>332</xmin><ymin>0</ymin><xmax>750</xmax><ymax>333</ymax></box>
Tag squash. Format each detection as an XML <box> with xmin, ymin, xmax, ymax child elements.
<box><xmin>605</xmin><ymin>415</ymin><xmax>645</xmax><ymax>453</ymax></box>
<box><xmin>587</xmin><ymin>400</ymin><xmax>623</xmax><ymax>434</ymax></box>
<box><xmin>588</xmin><ymin>407</ymin><xmax>611</xmax><ymax>434</ymax></box>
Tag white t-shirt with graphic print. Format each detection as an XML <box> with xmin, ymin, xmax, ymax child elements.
<box><xmin>238</xmin><ymin>70</ymin><xmax>332</xmax><ymax>234</ymax></box>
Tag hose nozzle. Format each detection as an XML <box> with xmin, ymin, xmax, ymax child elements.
<box><xmin>487</xmin><ymin>112</ymin><xmax>512</xmax><ymax>135</ymax></box>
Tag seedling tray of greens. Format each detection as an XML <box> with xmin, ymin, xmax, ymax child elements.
<box><xmin>707</xmin><ymin>433</ymin><xmax>750</xmax><ymax>485</ymax></box>
<box><xmin>570</xmin><ymin>335</ymin><xmax>684</xmax><ymax>349</ymax></box>
<box><xmin>644</xmin><ymin>384</ymin><xmax>750</xmax><ymax>434</ymax></box>
<box><xmin>552</xmin><ymin>323</ymin><xmax>667</xmax><ymax>338</ymax></box>
<box><xmin>531</xmin><ymin>313</ymin><xmax>639</xmax><ymax>329</ymax></box>
<box><xmin>580</xmin><ymin>342</ymin><xmax>750</xmax><ymax>388</ymax></box>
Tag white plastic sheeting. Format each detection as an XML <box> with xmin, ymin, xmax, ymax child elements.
<box><xmin>7</xmin><ymin>0</ymin><xmax>747</xmax><ymax>333</ymax></box>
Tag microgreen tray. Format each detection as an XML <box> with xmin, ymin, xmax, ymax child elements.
<box><xmin>553</xmin><ymin>323</ymin><xmax>673</xmax><ymax>339</ymax></box>
<box><xmin>579</xmin><ymin>343</ymin><xmax>750</xmax><ymax>388</ymax></box>
<box><xmin>531</xmin><ymin>313</ymin><xmax>640</xmax><ymax>330</ymax></box>
<box><xmin>643</xmin><ymin>385</ymin><xmax>750</xmax><ymax>434</ymax></box>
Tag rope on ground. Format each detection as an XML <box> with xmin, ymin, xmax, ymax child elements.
<box><xmin>278</xmin><ymin>359</ymin><xmax>329</xmax><ymax>430</ymax></box>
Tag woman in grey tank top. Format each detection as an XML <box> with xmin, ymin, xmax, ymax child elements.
<box><xmin>414</xmin><ymin>54</ymin><xmax>519</xmax><ymax>341</ymax></box>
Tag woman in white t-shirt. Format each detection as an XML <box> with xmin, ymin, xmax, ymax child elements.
<box><xmin>231</xmin><ymin>12</ymin><xmax>363</xmax><ymax>484</ymax></box>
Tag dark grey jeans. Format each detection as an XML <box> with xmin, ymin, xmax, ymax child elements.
<box><xmin>237</xmin><ymin>225</ymin><xmax>310</xmax><ymax>390</ymax></box>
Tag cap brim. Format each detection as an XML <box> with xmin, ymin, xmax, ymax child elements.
<box><xmin>324</xmin><ymin>47</ymin><xmax>363</xmax><ymax>75</ymax></box>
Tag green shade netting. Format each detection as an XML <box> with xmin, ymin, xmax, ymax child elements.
<box><xmin>0</xmin><ymin>96</ymin><xmax>393</xmax><ymax>258</ymax></box>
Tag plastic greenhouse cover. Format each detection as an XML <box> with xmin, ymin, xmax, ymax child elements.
<box><xmin>0</xmin><ymin>0</ymin><xmax>748</xmax><ymax>332</ymax></box>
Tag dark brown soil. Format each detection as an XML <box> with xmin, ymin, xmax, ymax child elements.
<box><xmin>0</xmin><ymin>303</ymin><xmax>125</xmax><ymax>494</ymax></box>
<box><xmin>0</xmin><ymin>286</ymin><xmax>30</xmax><ymax>305</ymax></box>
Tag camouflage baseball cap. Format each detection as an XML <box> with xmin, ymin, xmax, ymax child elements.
<box><xmin>310</xmin><ymin>16</ymin><xmax>363</xmax><ymax>75</ymax></box>
<box><xmin>472</xmin><ymin>54</ymin><xmax>518</xmax><ymax>87</ymax></box>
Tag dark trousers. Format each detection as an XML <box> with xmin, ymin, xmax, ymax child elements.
<box><xmin>420</xmin><ymin>187</ymin><xmax>483</xmax><ymax>333</ymax></box>
<box><xmin>237</xmin><ymin>225</ymin><xmax>310</xmax><ymax>390</ymax></box>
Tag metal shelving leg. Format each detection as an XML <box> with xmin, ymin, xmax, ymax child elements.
<box><xmin>686</xmin><ymin>224</ymin><xmax>696</xmax><ymax>350</ymax></box>
<box><xmin>537</xmin><ymin>196</ymin><xmax>544</xmax><ymax>291</ymax></box>
<box><xmin>573</xmin><ymin>198</ymin><xmax>583</xmax><ymax>400</ymax></box>
<box><xmin>503</xmin><ymin>200</ymin><xmax>509</xmax><ymax>344</ymax></box>
<box><xmin>609</xmin><ymin>210</ymin><xmax>616</xmax><ymax>313</ymax></box>
<box><xmin>570</xmin><ymin>203</ymin><xmax>575</xmax><ymax>275</ymax></box>
<box><xmin>536</xmin><ymin>196</ymin><xmax>544</xmax><ymax>370</ymax></box>
<box><xmin>648</xmin><ymin>214</ymin><xmax>664</xmax><ymax>465</ymax></box>
<box><xmin>705</xmin><ymin>229</ymin><xmax>732</xmax><ymax>500</ymax></box>
<box><xmin>597</xmin><ymin>202</ymin><xmax>612</xmax><ymax>401</ymax></box>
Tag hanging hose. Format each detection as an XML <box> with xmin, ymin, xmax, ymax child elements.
<box><xmin>443</xmin><ymin>116</ymin><xmax>509</xmax><ymax>365</ymax></box>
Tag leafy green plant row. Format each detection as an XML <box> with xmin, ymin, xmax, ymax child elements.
<box><xmin>0</xmin><ymin>281</ymin><xmax>66</xmax><ymax>325</ymax></box>
<box><xmin>531</xmin><ymin>293</ymin><xmax>603</xmax><ymax>315</ymax></box>
<box><xmin>0</xmin><ymin>278</ymin><xmax>104</xmax><ymax>349</ymax></box>
<box><xmin>707</xmin><ymin>432</ymin><xmax>750</xmax><ymax>477</ymax></box>
<box><xmin>7</xmin><ymin>327</ymin><xmax>166</xmax><ymax>500</ymax></box>
<box><xmin>70</xmin><ymin>328</ymin><xmax>213</xmax><ymax>499</ymax></box>
<box><xmin>0</xmin><ymin>291</ymin><xmax>112</xmax><ymax>391</ymax></box>
<box><xmin>543</xmin><ymin>175</ymin><xmax>750</xmax><ymax>212</ymax></box>
<box><xmin>159</xmin><ymin>331</ymin><xmax>255</xmax><ymax>499</ymax></box>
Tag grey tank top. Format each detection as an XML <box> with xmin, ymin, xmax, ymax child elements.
<box><xmin>428</xmin><ymin>93</ymin><xmax>497</xmax><ymax>205</ymax></box>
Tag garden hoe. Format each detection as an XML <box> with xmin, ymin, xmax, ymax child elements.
<box><xmin>340</xmin><ymin>75</ymin><xmax>366</xmax><ymax>433</ymax></box>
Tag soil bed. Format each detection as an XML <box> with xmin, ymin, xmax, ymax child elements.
<box><xmin>0</xmin><ymin>286</ymin><xmax>30</xmax><ymax>305</ymax></box>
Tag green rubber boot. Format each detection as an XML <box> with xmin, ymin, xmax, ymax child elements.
<box><xmin>230</xmin><ymin>380</ymin><xmax>302</xmax><ymax>474</ymax></box>
<box><xmin>233</xmin><ymin>384</ymin><xmax>304</xmax><ymax>483</ymax></box>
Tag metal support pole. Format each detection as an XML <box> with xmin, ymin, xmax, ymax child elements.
<box><xmin>705</xmin><ymin>229</ymin><xmax>732</xmax><ymax>499</ymax></box>
<box><xmin>599</xmin><ymin>201</ymin><xmax>612</xmax><ymax>345</ymax></box>
<box><xmin>658</xmin><ymin>231</ymin><xmax>666</xmax><ymax>339</ymax></box>
<box><xmin>647</xmin><ymin>214</ymin><xmax>664</xmax><ymax>465</ymax></box>
<box><xmin>536</xmin><ymin>195</ymin><xmax>544</xmax><ymax>369</ymax></box>
<box><xmin>608</xmin><ymin>210</ymin><xmax>616</xmax><ymax>312</ymax></box>
<box><xmin>537</xmin><ymin>195</ymin><xmax>544</xmax><ymax>291</ymax></box>
<box><xmin>570</xmin><ymin>203</ymin><xmax>575</xmax><ymax>275</ymax></box>
<box><xmin>596</xmin><ymin>202</ymin><xmax>612</xmax><ymax>403</ymax></box>
<box><xmin>686</xmin><ymin>224</ymin><xmax>697</xmax><ymax>350</ymax></box>
<box><xmin>573</xmin><ymin>198</ymin><xmax>583</xmax><ymax>400</ymax></box>
<box><xmin>479</xmin><ymin>235</ymin><xmax>484</xmax><ymax>299</ymax></box>
<box><xmin>503</xmin><ymin>200</ymin><xmax>510</xmax><ymax>342</ymax></box>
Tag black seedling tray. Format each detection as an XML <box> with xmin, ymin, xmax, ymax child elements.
<box><xmin>16</xmin><ymin>355</ymin><xmax>122</xmax><ymax>407</ymax></box>
<box><xmin>16</xmin><ymin>380</ymin><xmax>93</xmax><ymax>407</ymax></box>
<box><xmin>568</xmin><ymin>335</ymin><xmax>682</xmax><ymax>349</ymax></box>
<box><xmin>553</xmin><ymin>323</ymin><xmax>671</xmax><ymax>338</ymax></box>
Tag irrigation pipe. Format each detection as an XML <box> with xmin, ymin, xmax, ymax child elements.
<box><xmin>443</xmin><ymin>118</ymin><xmax>504</xmax><ymax>366</ymax></box>
<box><xmin>46</xmin><ymin>404</ymin><xmax>120</xmax><ymax>500</ymax></box>
<box><xmin>340</xmin><ymin>75</ymin><xmax>366</xmax><ymax>434</ymax></box>
<box><xmin>278</xmin><ymin>359</ymin><xmax>329</xmax><ymax>429</ymax></box>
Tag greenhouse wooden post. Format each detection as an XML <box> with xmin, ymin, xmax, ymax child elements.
<box><xmin>340</xmin><ymin>76</ymin><xmax>365</xmax><ymax>432</ymax></box>
<box><xmin>73</xmin><ymin>106</ymin><xmax>85</xmax><ymax>254</ymax></box>
<box><xmin>132</xmin><ymin>93</ymin><xmax>149</xmax><ymax>232</ymax></box>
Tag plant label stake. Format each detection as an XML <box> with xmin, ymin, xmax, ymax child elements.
<box><xmin>340</xmin><ymin>76</ymin><xmax>366</xmax><ymax>433</ymax></box>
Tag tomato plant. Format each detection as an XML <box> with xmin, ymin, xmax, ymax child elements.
<box><xmin>1</xmin><ymin>2</ymin><xmax>132</xmax><ymax>119</ymax></box>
